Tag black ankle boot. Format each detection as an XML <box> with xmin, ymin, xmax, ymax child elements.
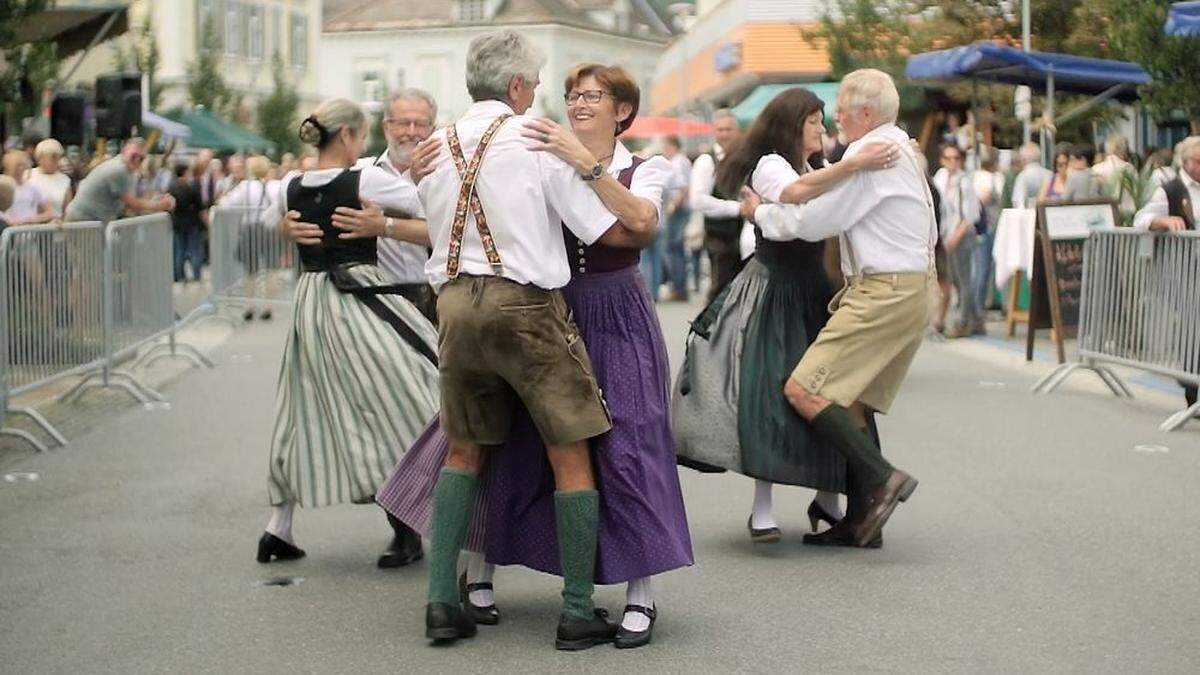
<box><xmin>378</xmin><ymin>514</ymin><xmax>423</xmax><ymax>568</ymax></box>
<box><xmin>425</xmin><ymin>602</ymin><xmax>477</xmax><ymax>643</ymax></box>
<box><xmin>555</xmin><ymin>608</ymin><xmax>618</xmax><ymax>651</ymax></box>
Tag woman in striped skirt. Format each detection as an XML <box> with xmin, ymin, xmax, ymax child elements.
<box><xmin>256</xmin><ymin>98</ymin><xmax>440</xmax><ymax>564</ymax></box>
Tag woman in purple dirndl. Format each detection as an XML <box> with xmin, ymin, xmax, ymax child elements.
<box><xmin>377</xmin><ymin>63</ymin><xmax>691</xmax><ymax>649</ymax></box>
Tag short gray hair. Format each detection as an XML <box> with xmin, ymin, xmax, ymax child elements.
<box><xmin>838</xmin><ymin>69</ymin><xmax>900</xmax><ymax>124</ymax></box>
<box><xmin>1018</xmin><ymin>142</ymin><xmax>1041</xmax><ymax>165</ymax></box>
<box><xmin>465</xmin><ymin>30</ymin><xmax>546</xmax><ymax>102</ymax></box>
<box><xmin>1104</xmin><ymin>134</ymin><xmax>1129</xmax><ymax>159</ymax></box>
<box><xmin>1176</xmin><ymin>136</ymin><xmax>1200</xmax><ymax>164</ymax></box>
<box><xmin>387</xmin><ymin>88</ymin><xmax>438</xmax><ymax>125</ymax></box>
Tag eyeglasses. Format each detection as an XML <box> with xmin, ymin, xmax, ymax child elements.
<box><xmin>384</xmin><ymin>118</ymin><xmax>432</xmax><ymax>131</ymax></box>
<box><xmin>564</xmin><ymin>90</ymin><xmax>612</xmax><ymax>105</ymax></box>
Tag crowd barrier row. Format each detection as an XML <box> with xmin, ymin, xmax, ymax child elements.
<box><xmin>205</xmin><ymin>206</ymin><xmax>296</xmax><ymax>318</ymax></box>
<box><xmin>1034</xmin><ymin>229</ymin><xmax>1200</xmax><ymax>431</ymax></box>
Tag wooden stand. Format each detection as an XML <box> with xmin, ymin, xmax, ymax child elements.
<box><xmin>1004</xmin><ymin>274</ymin><xmax>1028</xmax><ymax>338</ymax></box>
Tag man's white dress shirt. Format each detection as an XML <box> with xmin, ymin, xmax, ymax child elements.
<box><xmin>753</xmin><ymin>123</ymin><xmax>936</xmax><ymax>276</ymax></box>
<box><xmin>932</xmin><ymin>169</ymin><xmax>981</xmax><ymax>241</ymax></box>
<box><xmin>352</xmin><ymin>153</ymin><xmax>431</xmax><ymax>285</ymax></box>
<box><xmin>688</xmin><ymin>144</ymin><xmax>740</xmax><ymax>218</ymax></box>
<box><xmin>417</xmin><ymin>100</ymin><xmax>616</xmax><ymax>291</ymax></box>
<box><xmin>1133</xmin><ymin>169</ymin><xmax>1200</xmax><ymax>231</ymax></box>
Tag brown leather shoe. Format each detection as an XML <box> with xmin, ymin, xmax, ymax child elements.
<box><xmin>802</xmin><ymin>522</ymin><xmax>882</xmax><ymax>549</ymax></box>
<box><xmin>854</xmin><ymin>470</ymin><xmax>918</xmax><ymax>547</ymax></box>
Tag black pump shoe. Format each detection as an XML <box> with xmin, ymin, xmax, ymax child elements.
<box><xmin>614</xmin><ymin>604</ymin><xmax>656</xmax><ymax>649</ymax></box>
<box><xmin>746</xmin><ymin>515</ymin><xmax>781</xmax><ymax>544</ymax></box>
<box><xmin>458</xmin><ymin>571</ymin><xmax>500</xmax><ymax>625</ymax></box>
<box><xmin>425</xmin><ymin>602</ymin><xmax>477</xmax><ymax>643</ymax></box>
<box><xmin>378</xmin><ymin>515</ymin><xmax>424</xmax><ymax>568</ymax></box>
<box><xmin>555</xmin><ymin>608</ymin><xmax>618</xmax><ymax>651</ymax></box>
<box><xmin>807</xmin><ymin>500</ymin><xmax>842</xmax><ymax>533</ymax></box>
<box><xmin>256</xmin><ymin>532</ymin><xmax>306</xmax><ymax>563</ymax></box>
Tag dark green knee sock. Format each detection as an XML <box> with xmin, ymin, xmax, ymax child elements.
<box><xmin>812</xmin><ymin>405</ymin><xmax>893</xmax><ymax>489</ymax></box>
<box><xmin>555</xmin><ymin>489</ymin><xmax>600</xmax><ymax>620</ymax></box>
<box><xmin>426</xmin><ymin>467</ymin><xmax>478</xmax><ymax>605</ymax></box>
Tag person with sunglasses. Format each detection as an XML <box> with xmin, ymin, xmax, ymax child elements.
<box><xmin>64</xmin><ymin>138</ymin><xmax>174</xmax><ymax>224</ymax></box>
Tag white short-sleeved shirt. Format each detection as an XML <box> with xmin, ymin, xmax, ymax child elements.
<box><xmin>26</xmin><ymin>171</ymin><xmax>71</xmax><ymax>218</ymax></box>
<box><xmin>750</xmin><ymin>154</ymin><xmax>802</xmax><ymax>204</ymax></box>
<box><xmin>359</xmin><ymin>154</ymin><xmax>431</xmax><ymax>285</ymax></box>
<box><xmin>418</xmin><ymin>100</ymin><xmax>617</xmax><ymax>291</ymax></box>
<box><xmin>2</xmin><ymin>182</ymin><xmax>46</xmax><ymax>224</ymax></box>
<box><xmin>609</xmin><ymin>141</ymin><xmax>670</xmax><ymax>223</ymax></box>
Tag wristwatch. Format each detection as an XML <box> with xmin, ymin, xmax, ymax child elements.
<box><xmin>580</xmin><ymin>162</ymin><xmax>604</xmax><ymax>182</ymax></box>
<box><xmin>384</xmin><ymin>217</ymin><xmax>396</xmax><ymax>239</ymax></box>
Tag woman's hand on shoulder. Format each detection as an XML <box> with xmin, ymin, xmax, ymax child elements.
<box><xmin>522</xmin><ymin>118</ymin><xmax>595</xmax><ymax>174</ymax></box>
<box><xmin>848</xmin><ymin>141</ymin><xmax>900</xmax><ymax>172</ymax></box>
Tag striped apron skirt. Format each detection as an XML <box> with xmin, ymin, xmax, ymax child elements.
<box><xmin>267</xmin><ymin>264</ymin><xmax>440</xmax><ymax>508</ymax></box>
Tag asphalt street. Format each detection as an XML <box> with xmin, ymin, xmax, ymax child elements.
<box><xmin>1</xmin><ymin>298</ymin><xmax>1197</xmax><ymax>673</ymax></box>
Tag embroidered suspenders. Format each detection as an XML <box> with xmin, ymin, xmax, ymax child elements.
<box><xmin>445</xmin><ymin>115</ymin><xmax>511</xmax><ymax>279</ymax></box>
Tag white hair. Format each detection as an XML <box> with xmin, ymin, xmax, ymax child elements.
<box><xmin>465</xmin><ymin>30</ymin><xmax>546</xmax><ymax>102</ymax></box>
<box><xmin>1103</xmin><ymin>134</ymin><xmax>1129</xmax><ymax>159</ymax></box>
<box><xmin>838</xmin><ymin>69</ymin><xmax>900</xmax><ymax>124</ymax></box>
<box><xmin>299</xmin><ymin>97</ymin><xmax>366</xmax><ymax>148</ymax></box>
<box><xmin>387</xmin><ymin>88</ymin><xmax>438</xmax><ymax>125</ymax></box>
<box><xmin>35</xmin><ymin>138</ymin><xmax>65</xmax><ymax>159</ymax></box>
<box><xmin>1176</xmin><ymin>136</ymin><xmax>1200</xmax><ymax>164</ymax></box>
<box><xmin>1018</xmin><ymin>142</ymin><xmax>1041</xmax><ymax>165</ymax></box>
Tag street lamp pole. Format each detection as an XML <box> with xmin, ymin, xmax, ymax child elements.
<box><xmin>1022</xmin><ymin>0</ymin><xmax>1032</xmax><ymax>144</ymax></box>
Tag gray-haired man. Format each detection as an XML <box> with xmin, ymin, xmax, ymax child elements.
<box><xmin>413</xmin><ymin>29</ymin><xmax>652</xmax><ymax>649</ymax></box>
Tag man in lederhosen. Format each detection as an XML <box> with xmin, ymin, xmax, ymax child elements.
<box><xmin>1134</xmin><ymin>135</ymin><xmax>1200</xmax><ymax>413</ymax></box>
<box><xmin>689</xmin><ymin>109</ymin><xmax>745</xmax><ymax>301</ymax></box>
<box><xmin>412</xmin><ymin>30</ymin><xmax>657</xmax><ymax>650</ymax></box>
<box><xmin>743</xmin><ymin>69</ymin><xmax>933</xmax><ymax>547</ymax></box>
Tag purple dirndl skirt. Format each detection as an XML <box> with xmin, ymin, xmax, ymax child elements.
<box><xmin>377</xmin><ymin>265</ymin><xmax>693</xmax><ymax>584</ymax></box>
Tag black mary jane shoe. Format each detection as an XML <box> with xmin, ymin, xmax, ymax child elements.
<box><xmin>378</xmin><ymin>516</ymin><xmax>424</xmax><ymax>568</ymax></box>
<box><xmin>807</xmin><ymin>500</ymin><xmax>842</xmax><ymax>533</ymax></box>
<box><xmin>801</xmin><ymin>523</ymin><xmax>882</xmax><ymax>549</ymax></box>
<box><xmin>746</xmin><ymin>515</ymin><xmax>781</xmax><ymax>544</ymax></box>
<box><xmin>555</xmin><ymin>608</ymin><xmax>618</xmax><ymax>651</ymax></box>
<box><xmin>425</xmin><ymin>602</ymin><xmax>477</xmax><ymax>643</ymax></box>
<box><xmin>259</xmin><ymin>309</ymin><xmax>273</xmax><ymax>321</ymax></box>
<box><xmin>256</xmin><ymin>532</ymin><xmax>306</xmax><ymax>563</ymax></box>
<box><xmin>614</xmin><ymin>604</ymin><xmax>656</xmax><ymax>650</ymax></box>
<box><xmin>458</xmin><ymin>571</ymin><xmax>500</xmax><ymax>625</ymax></box>
<box><xmin>242</xmin><ymin>309</ymin><xmax>255</xmax><ymax>322</ymax></box>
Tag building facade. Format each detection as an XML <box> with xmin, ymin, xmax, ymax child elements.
<box><xmin>318</xmin><ymin>0</ymin><xmax>674</xmax><ymax>124</ymax></box>
<box><xmin>652</xmin><ymin>0</ymin><xmax>832</xmax><ymax>116</ymax></box>
<box><xmin>65</xmin><ymin>0</ymin><xmax>323</xmax><ymax>120</ymax></box>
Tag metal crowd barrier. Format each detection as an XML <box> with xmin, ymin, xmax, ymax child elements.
<box><xmin>206</xmin><ymin>206</ymin><xmax>296</xmax><ymax>321</ymax></box>
<box><xmin>0</xmin><ymin>222</ymin><xmax>105</xmax><ymax>450</ymax></box>
<box><xmin>1034</xmin><ymin>229</ymin><xmax>1200</xmax><ymax>431</ymax></box>
<box><xmin>61</xmin><ymin>213</ymin><xmax>212</xmax><ymax>406</ymax></box>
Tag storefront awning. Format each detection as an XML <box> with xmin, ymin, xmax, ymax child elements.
<box><xmin>8</xmin><ymin>2</ymin><xmax>129</xmax><ymax>56</ymax></box>
<box><xmin>1166</xmin><ymin>2</ymin><xmax>1200</xmax><ymax>36</ymax></box>
<box><xmin>165</xmin><ymin>108</ymin><xmax>275</xmax><ymax>154</ymax></box>
<box><xmin>143</xmin><ymin>111</ymin><xmax>191</xmax><ymax>142</ymax></box>
<box><xmin>731</xmin><ymin>82</ymin><xmax>840</xmax><ymax>127</ymax></box>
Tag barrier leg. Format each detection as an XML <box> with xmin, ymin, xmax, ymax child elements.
<box><xmin>1032</xmin><ymin>363</ymin><xmax>1080</xmax><ymax>393</ymax></box>
<box><xmin>0</xmin><ymin>426</ymin><xmax>48</xmax><ymax>452</ymax></box>
<box><xmin>8</xmin><ymin>406</ymin><xmax>68</xmax><ymax>447</ymax></box>
<box><xmin>140</xmin><ymin>342</ymin><xmax>214</xmax><ymax>370</ymax></box>
<box><xmin>1094</xmin><ymin>367</ymin><xmax>1134</xmax><ymax>398</ymax></box>
<box><xmin>59</xmin><ymin>369</ymin><xmax>164</xmax><ymax>405</ymax></box>
<box><xmin>1160</xmin><ymin>401</ymin><xmax>1200</xmax><ymax>432</ymax></box>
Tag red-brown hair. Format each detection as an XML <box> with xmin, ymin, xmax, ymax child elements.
<box><xmin>564</xmin><ymin>63</ymin><xmax>640</xmax><ymax>136</ymax></box>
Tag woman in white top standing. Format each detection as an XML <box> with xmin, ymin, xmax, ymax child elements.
<box><xmin>254</xmin><ymin>98</ymin><xmax>439</xmax><ymax>567</ymax></box>
<box><xmin>218</xmin><ymin>155</ymin><xmax>279</xmax><ymax>321</ymax></box>
<box><xmin>26</xmin><ymin>139</ymin><xmax>73</xmax><ymax>219</ymax></box>
<box><xmin>1</xmin><ymin>150</ymin><xmax>54</xmax><ymax>227</ymax></box>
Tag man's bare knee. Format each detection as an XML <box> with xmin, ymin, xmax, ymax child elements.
<box><xmin>445</xmin><ymin>438</ymin><xmax>484</xmax><ymax>473</ymax></box>
<box><xmin>784</xmin><ymin>377</ymin><xmax>832</xmax><ymax>421</ymax></box>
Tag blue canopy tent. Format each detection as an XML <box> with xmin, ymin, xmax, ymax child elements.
<box><xmin>1166</xmin><ymin>1</ymin><xmax>1200</xmax><ymax>36</ymax></box>
<box><xmin>905</xmin><ymin>42</ymin><xmax>1151</xmax><ymax>163</ymax></box>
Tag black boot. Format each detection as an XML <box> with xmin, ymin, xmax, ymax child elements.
<box><xmin>425</xmin><ymin>602</ymin><xmax>477</xmax><ymax>643</ymax></box>
<box><xmin>555</xmin><ymin>608</ymin><xmax>618</xmax><ymax>651</ymax></box>
<box><xmin>378</xmin><ymin>513</ymin><xmax>424</xmax><ymax>568</ymax></box>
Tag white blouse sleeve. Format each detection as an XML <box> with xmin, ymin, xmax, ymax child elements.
<box><xmin>750</xmin><ymin>154</ymin><xmax>801</xmax><ymax>203</ymax></box>
<box><xmin>629</xmin><ymin>156</ymin><xmax>671</xmax><ymax>227</ymax></box>
<box><xmin>359</xmin><ymin>166</ymin><xmax>425</xmax><ymax>219</ymax></box>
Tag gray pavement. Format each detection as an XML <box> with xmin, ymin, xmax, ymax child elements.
<box><xmin>1</xmin><ymin>298</ymin><xmax>1198</xmax><ymax>674</ymax></box>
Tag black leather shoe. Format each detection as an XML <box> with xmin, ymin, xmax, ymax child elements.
<box><xmin>802</xmin><ymin>523</ymin><xmax>882</xmax><ymax>549</ymax></box>
<box><xmin>259</xmin><ymin>309</ymin><xmax>272</xmax><ymax>321</ymax></box>
<box><xmin>458</xmin><ymin>571</ymin><xmax>500</xmax><ymax>625</ymax></box>
<box><xmin>425</xmin><ymin>602</ymin><xmax>477</xmax><ymax>643</ymax></box>
<box><xmin>807</xmin><ymin>500</ymin><xmax>841</xmax><ymax>532</ymax></box>
<box><xmin>378</xmin><ymin>516</ymin><xmax>423</xmax><ymax>568</ymax></box>
<box><xmin>746</xmin><ymin>515</ymin><xmax>781</xmax><ymax>544</ymax></box>
<box><xmin>256</xmin><ymin>532</ymin><xmax>306</xmax><ymax>563</ymax></box>
<box><xmin>614</xmin><ymin>605</ymin><xmax>656</xmax><ymax>650</ymax></box>
<box><xmin>242</xmin><ymin>309</ymin><xmax>254</xmax><ymax>322</ymax></box>
<box><xmin>555</xmin><ymin>608</ymin><xmax>618</xmax><ymax>651</ymax></box>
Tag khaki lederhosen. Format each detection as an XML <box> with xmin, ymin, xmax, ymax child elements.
<box><xmin>790</xmin><ymin>144</ymin><xmax>939</xmax><ymax>414</ymax></box>
<box><xmin>436</xmin><ymin>116</ymin><xmax>611</xmax><ymax>446</ymax></box>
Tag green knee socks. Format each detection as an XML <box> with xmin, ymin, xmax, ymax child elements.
<box><xmin>812</xmin><ymin>405</ymin><xmax>893</xmax><ymax>489</ymax></box>
<box><xmin>555</xmin><ymin>489</ymin><xmax>600</xmax><ymax>620</ymax></box>
<box><xmin>427</xmin><ymin>467</ymin><xmax>478</xmax><ymax>605</ymax></box>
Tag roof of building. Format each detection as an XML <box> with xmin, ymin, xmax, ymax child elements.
<box><xmin>323</xmin><ymin>0</ymin><xmax>673</xmax><ymax>38</ymax></box>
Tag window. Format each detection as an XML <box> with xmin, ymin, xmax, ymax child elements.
<box><xmin>225</xmin><ymin>1</ymin><xmax>241</xmax><ymax>57</ymax></box>
<box><xmin>247</xmin><ymin>5</ymin><xmax>263</xmax><ymax>61</ymax></box>
<box><xmin>361</xmin><ymin>72</ymin><xmax>384</xmax><ymax>103</ymax></box>
<box><xmin>457</xmin><ymin>0</ymin><xmax>487</xmax><ymax>21</ymax></box>
<box><xmin>267</xmin><ymin>6</ymin><xmax>280</xmax><ymax>59</ymax></box>
<box><xmin>290</xmin><ymin>13</ymin><xmax>308</xmax><ymax>69</ymax></box>
<box><xmin>196</xmin><ymin>0</ymin><xmax>220</xmax><ymax>49</ymax></box>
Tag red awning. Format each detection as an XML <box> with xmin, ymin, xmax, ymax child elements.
<box><xmin>622</xmin><ymin>116</ymin><xmax>714</xmax><ymax>139</ymax></box>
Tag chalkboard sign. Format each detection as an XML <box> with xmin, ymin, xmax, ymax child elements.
<box><xmin>1026</xmin><ymin>199</ymin><xmax>1119</xmax><ymax>363</ymax></box>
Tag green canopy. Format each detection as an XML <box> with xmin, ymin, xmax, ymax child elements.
<box><xmin>165</xmin><ymin>108</ymin><xmax>276</xmax><ymax>154</ymax></box>
<box><xmin>731</xmin><ymin>82</ymin><xmax>841</xmax><ymax>127</ymax></box>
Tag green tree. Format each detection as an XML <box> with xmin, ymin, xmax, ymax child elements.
<box><xmin>186</xmin><ymin>17</ymin><xmax>241</xmax><ymax>120</ymax></box>
<box><xmin>1</xmin><ymin>0</ymin><xmax>56</xmax><ymax>125</ymax></box>
<box><xmin>257</xmin><ymin>52</ymin><xmax>301</xmax><ymax>158</ymax></box>
<box><xmin>1102</xmin><ymin>0</ymin><xmax>1200</xmax><ymax>133</ymax></box>
<box><xmin>111</xmin><ymin>9</ymin><xmax>163</xmax><ymax>109</ymax></box>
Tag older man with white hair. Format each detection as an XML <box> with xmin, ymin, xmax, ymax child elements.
<box><xmin>413</xmin><ymin>29</ymin><xmax>653</xmax><ymax>649</ymax></box>
<box><xmin>1010</xmin><ymin>142</ymin><xmax>1051</xmax><ymax>209</ymax></box>
<box><xmin>742</xmin><ymin>68</ymin><xmax>935</xmax><ymax>548</ymax></box>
